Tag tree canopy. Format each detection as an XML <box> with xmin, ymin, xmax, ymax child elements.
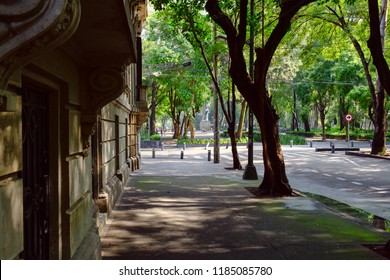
<box><xmin>144</xmin><ymin>0</ymin><xmax>390</xmax><ymax>195</ymax></box>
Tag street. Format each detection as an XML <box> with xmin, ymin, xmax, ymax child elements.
<box><xmin>141</xmin><ymin>140</ymin><xmax>390</xmax><ymax>222</ymax></box>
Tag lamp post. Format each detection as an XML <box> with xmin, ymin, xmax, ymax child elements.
<box><xmin>243</xmin><ymin>0</ymin><xmax>258</xmax><ymax>180</ymax></box>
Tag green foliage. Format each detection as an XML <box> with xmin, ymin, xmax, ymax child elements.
<box><xmin>176</xmin><ymin>134</ymin><xmax>307</xmax><ymax>145</ymax></box>
<box><xmin>308</xmin><ymin>128</ymin><xmax>390</xmax><ymax>140</ymax></box>
<box><xmin>177</xmin><ymin>137</ymin><xmax>248</xmax><ymax>145</ymax></box>
<box><xmin>146</xmin><ymin>0</ymin><xmax>389</xmax><ymax>148</ymax></box>
<box><xmin>279</xmin><ymin>135</ymin><xmax>307</xmax><ymax>145</ymax></box>
<box><xmin>150</xmin><ymin>134</ymin><xmax>162</xmax><ymax>141</ymax></box>
<box><xmin>143</xmin><ymin>10</ymin><xmax>212</xmax><ymax>127</ymax></box>
<box><xmin>140</xmin><ymin>129</ymin><xmax>149</xmax><ymax>141</ymax></box>
<box><xmin>286</xmin><ymin>131</ymin><xmax>316</xmax><ymax>137</ymax></box>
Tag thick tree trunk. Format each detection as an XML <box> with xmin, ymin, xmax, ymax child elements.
<box><xmin>368</xmin><ymin>0</ymin><xmax>388</xmax><ymax>154</ymax></box>
<box><xmin>172</xmin><ymin>121</ymin><xmax>180</xmax><ymax>139</ymax></box>
<box><xmin>371</xmin><ymin>86</ymin><xmax>387</xmax><ymax>154</ymax></box>
<box><xmin>206</xmin><ymin>0</ymin><xmax>315</xmax><ymax>197</ymax></box>
<box><xmin>253</xmin><ymin>92</ymin><xmax>292</xmax><ymax>196</ymax></box>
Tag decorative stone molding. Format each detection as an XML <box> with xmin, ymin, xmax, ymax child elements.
<box><xmin>131</xmin><ymin>0</ymin><xmax>148</xmax><ymax>36</ymax></box>
<box><xmin>81</xmin><ymin>67</ymin><xmax>126</xmax><ymax>156</ymax></box>
<box><xmin>136</xmin><ymin>85</ymin><xmax>148</xmax><ymax>132</ymax></box>
<box><xmin>0</xmin><ymin>89</ymin><xmax>18</xmax><ymax>112</ymax></box>
<box><xmin>0</xmin><ymin>0</ymin><xmax>81</xmax><ymax>89</ymax></box>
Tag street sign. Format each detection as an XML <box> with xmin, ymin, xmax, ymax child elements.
<box><xmin>345</xmin><ymin>114</ymin><xmax>353</xmax><ymax>122</ymax></box>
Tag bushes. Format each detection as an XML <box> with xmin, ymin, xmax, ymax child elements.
<box><xmin>150</xmin><ymin>134</ymin><xmax>162</xmax><ymax>141</ymax></box>
<box><xmin>286</xmin><ymin>131</ymin><xmax>315</xmax><ymax>137</ymax></box>
<box><xmin>177</xmin><ymin>138</ymin><xmax>247</xmax><ymax>145</ymax></box>
<box><xmin>279</xmin><ymin>134</ymin><xmax>307</xmax><ymax>145</ymax></box>
<box><xmin>302</xmin><ymin>128</ymin><xmax>387</xmax><ymax>140</ymax></box>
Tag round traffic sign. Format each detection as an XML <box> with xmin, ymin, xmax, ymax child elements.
<box><xmin>345</xmin><ymin>114</ymin><xmax>353</xmax><ymax>122</ymax></box>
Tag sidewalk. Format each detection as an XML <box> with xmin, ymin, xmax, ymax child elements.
<box><xmin>101</xmin><ymin>148</ymin><xmax>390</xmax><ymax>260</ymax></box>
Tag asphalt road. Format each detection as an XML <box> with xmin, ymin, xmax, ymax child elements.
<box><xmin>142</xmin><ymin>140</ymin><xmax>390</xmax><ymax>222</ymax></box>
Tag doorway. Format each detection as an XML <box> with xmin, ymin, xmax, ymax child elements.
<box><xmin>21</xmin><ymin>85</ymin><xmax>50</xmax><ymax>259</ymax></box>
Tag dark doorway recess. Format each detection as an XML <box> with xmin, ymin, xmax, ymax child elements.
<box><xmin>21</xmin><ymin>85</ymin><xmax>50</xmax><ymax>259</ymax></box>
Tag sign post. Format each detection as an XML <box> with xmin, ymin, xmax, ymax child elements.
<box><xmin>345</xmin><ymin>114</ymin><xmax>353</xmax><ymax>143</ymax></box>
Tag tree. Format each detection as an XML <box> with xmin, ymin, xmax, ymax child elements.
<box><xmin>149</xmin><ymin>0</ymin><xmax>245</xmax><ymax>169</ymax></box>
<box><xmin>294</xmin><ymin>70</ymin><xmax>313</xmax><ymax>132</ymax></box>
<box><xmin>143</xmin><ymin>11</ymin><xmax>210</xmax><ymax>139</ymax></box>
<box><xmin>302</xmin><ymin>0</ymin><xmax>386</xmax><ymax>153</ymax></box>
<box><xmin>309</xmin><ymin>59</ymin><xmax>337</xmax><ymax>139</ymax></box>
<box><xmin>206</xmin><ymin>0</ymin><xmax>317</xmax><ymax>196</ymax></box>
<box><xmin>367</xmin><ymin>0</ymin><xmax>389</xmax><ymax>154</ymax></box>
<box><xmin>268</xmin><ymin>51</ymin><xmax>301</xmax><ymax>130</ymax></box>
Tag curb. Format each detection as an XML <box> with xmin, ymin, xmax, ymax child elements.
<box><xmin>345</xmin><ymin>151</ymin><xmax>390</xmax><ymax>160</ymax></box>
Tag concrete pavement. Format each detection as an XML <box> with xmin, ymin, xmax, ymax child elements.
<box><xmin>101</xmin><ymin>145</ymin><xmax>390</xmax><ymax>260</ymax></box>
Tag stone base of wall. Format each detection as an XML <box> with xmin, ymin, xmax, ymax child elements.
<box><xmin>72</xmin><ymin>205</ymin><xmax>101</xmax><ymax>260</ymax></box>
<box><xmin>71</xmin><ymin>227</ymin><xmax>101</xmax><ymax>260</ymax></box>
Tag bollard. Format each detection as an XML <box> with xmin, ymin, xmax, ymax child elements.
<box><xmin>290</xmin><ymin>140</ymin><xmax>293</xmax><ymax>147</ymax></box>
<box><xmin>205</xmin><ymin>141</ymin><xmax>210</xmax><ymax>150</ymax></box>
<box><xmin>208</xmin><ymin>149</ymin><xmax>211</xmax><ymax>161</ymax></box>
<box><xmin>309</xmin><ymin>141</ymin><xmax>312</xmax><ymax>148</ymax></box>
<box><xmin>183</xmin><ymin>142</ymin><xmax>186</xmax><ymax>150</ymax></box>
<box><xmin>331</xmin><ymin>143</ymin><xmax>335</xmax><ymax>153</ymax></box>
<box><xmin>152</xmin><ymin>148</ymin><xmax>155</xmax><ymax>158</ymax></box>
<box><xmin>351</xmin><ymin>141</ymin><xmax>354</xmax><ymax>148</ymax></box>
<box><xmin>161</xmin><ymin>142</ymin><xmax>164</xmax><ymax>151</ymax></box>
<box><xmin>369</xmin><ymin>140</ymin><xmax>372</xmax><ymax>147</ymax></box>
<box><xmin>226</xmin><ymin>141</ymin><xmax>229</xmax><ymax>149</ymax></box>
<box><xmin>180</xmin><ymin>149</ymin><xmax>184</xmax><ymax>159</ymax></box>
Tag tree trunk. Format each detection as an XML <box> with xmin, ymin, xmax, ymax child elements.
<box><xmin>227</xmin><ymin>84</ymin><xmax>242</xmax><ymax>170</ymax></box>
<box><xmin>206</xmin><ymin>0</ymin><xmax>315</xmax><ymax>197</ymax></box>
<box><xmin>302</xmin><ymin>114</ymin><xmax>310</xmax><ymax>132</ymax></box>
<box><xmin>291</xmin><ymin>88</ymin><xmax>299</xmax><ymax>131</ymax></box>
<box><xmin>253</xmin><ymin>91</ymin><xmax>292</xmax><ymax>196</ymax></box>
<box><xmin>371</xmin><ymin>85</ymin><xmax>387</xmax><ymax>154</ymax></box>
<box><xmin>189</xmin><ymin>120</ymin><xmax>196</xmax><ymax>139</ymax></box>
<box><xmin>227</xmin><ymin>125</ymin><xmax>242</xmax><ymax>170</ymax></box>
<box><xmin>173</xmin><ymin>121</ymin><xmax>180</xmax><ymax>139</ymax></box>
<box><xmin>339</xmin><ymin>96</ymin><xmax>345</xmax><ymax>131</ymax></box>
<box><xmin>368</xmin><ymin>0</ymin><xmax>388</xmax><ymax>154</ymax></box>
<box><xmin>320</xmin><ymin>108</ymin><xmax>326</xmax><ymax>141</ymax></box>
<box><xmin>236</xmin><ymin>99</ymin><xmax>247</xmax><ymax>138</ymax></box>
<box><xmin>181</xmin><ymin>114</ymin><xmax>189</xmax><ymax>138</ymax></box>
<box><xmin>150</xmin><ymin>81</ymin><xmax>158</xmax><ymax>135</ymax></box>
<box><xmin>368</xmin><ymin>0</ymin><xmax>390</xmax><ymax>96</ymax></box>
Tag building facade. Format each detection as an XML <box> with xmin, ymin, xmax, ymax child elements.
<box><xmin>0</xmin><ymin>0</ymin><xmax>148</xmax><ymax>259</ymax></box>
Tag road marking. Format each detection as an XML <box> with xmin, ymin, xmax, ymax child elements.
<box><xmin>343</xmin><ymin>157</ymin><xmax>360</xmax><ymax>167</ymax></box>
<box><xmin>221</xmin><ymin>155</ymin><xmax>232</xmax><ymax>160</ymax></box>
<box><xmin>352</xmin><ymin>181</ymin><xmax>362</xmax><ymax>185</ymax></box>
<box><xmin>310</xmin><ymin>170</ymin><xmax>319</xmax><ymax>173</ymax></box>
<box><xmin>337</xmin><ymin>177</ymin><xmax>346</xmax><ymax>181</ymax></box>
<box><xmin>193</xmin><ymin>156</ymin><xmax>203</xmax><ymax>160</ymax></box>
<box><xmin>323</xmin><ymin>173</ymin><xmax>331</xmax><ymax>177</ymax></box>
<box><xmin>369</xmin><ymin>186</ymin><xmax>387</xmax><ymax>190</ymax></box>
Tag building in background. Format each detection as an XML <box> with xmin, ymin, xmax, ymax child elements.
<box><xmin>0</xmin><ymin>0</ymin><xmax>148</xmax><ymax>259</ymax></box>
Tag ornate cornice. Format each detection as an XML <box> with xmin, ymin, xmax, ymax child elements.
<box><xmin>87</xmin><ymin>67</ymin><xmax>126</xmax><ymax>111</ymax></box>
<box><xmin>81</xmin><ymin>67</ymin><xmax>126</xmax><ymax>156</ymax></box>
<box><xmin>0</xmin><ymin>0</ymin><xmax>81</xmax><ymax>89</ymax></box>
